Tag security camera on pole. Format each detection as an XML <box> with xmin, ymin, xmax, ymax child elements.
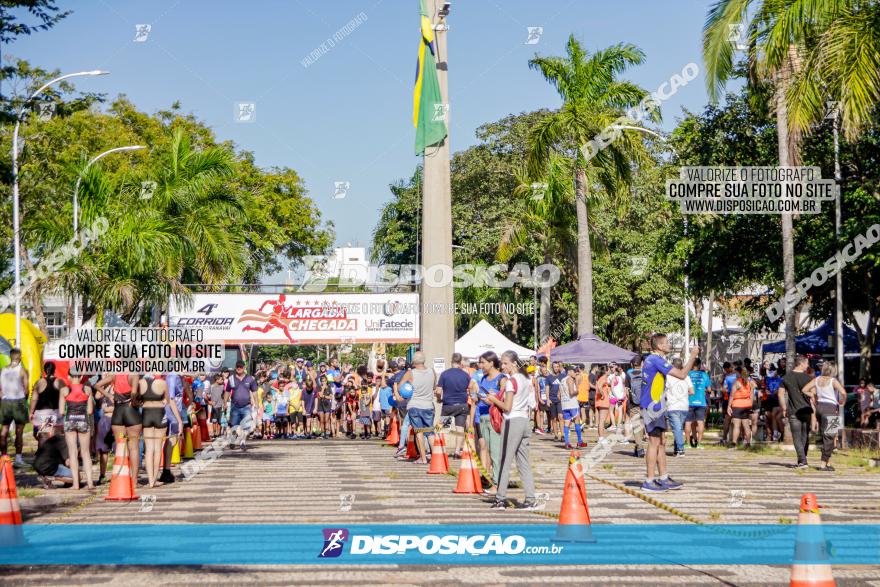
<box><xmin>414</xmin><ymin>0</ymin><xmax>453</xmax><ymax>371</ymax></box>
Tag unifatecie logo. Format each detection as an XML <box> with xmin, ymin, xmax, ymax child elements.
<box><xmin>319</xmin><ymin>528</ymin><xmax>349</xmax><ymax>558</ymax></box>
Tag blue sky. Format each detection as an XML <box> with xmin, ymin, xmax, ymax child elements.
<box><xmin>10</xmin><ymin>0</ymin><xmax>717</xmax><ymax>281</ymax></box>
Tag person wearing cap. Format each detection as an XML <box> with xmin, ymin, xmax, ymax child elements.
<box><xmin>223</xmin><ymin>360</ymin><xmax>258</xmax><ymax>450</ymax></box>
<box><xmin>293</xmin><ymin>358</ymin><xmax>307</xmax><ymax>385</ymax></box>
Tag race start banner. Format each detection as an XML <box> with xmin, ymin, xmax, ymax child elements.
<box><xmin>168</xmin><ymin>293</ymin><xmax>420</xmax><ymax>345</ymax></box>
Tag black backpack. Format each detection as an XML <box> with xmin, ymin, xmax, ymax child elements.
<box><xmin>628</xmin><ymin>368</ymin><xmax>644</xmax><ymax>406</ymax></box>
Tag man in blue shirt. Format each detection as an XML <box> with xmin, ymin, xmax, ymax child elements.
<box><xmin>545</xmin><ymin>362</ymin><xmax>566</xmax><ymax>442</ymax></box>
<box><xmin>223</xmin><ymin>360</ymin><xmax>258</xmax><ymax>450</ymax></box>
<box><xmin>685</xmin><ymin>357</ymin><xmax>711</xmax><ymax>450</ymax></box>
<box><xmin>640</xmin><ymin>334</ymin><xmax>699</xmax><ymax>492</ymax></box>
<box><xmin>436</xmin><ymin>353</ymin><xmax>471</xmax><ymax>458</ymax></box>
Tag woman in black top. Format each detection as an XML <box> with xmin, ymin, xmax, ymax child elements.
<box><xmin>29</xmin><ymin>361</ymin><xmax>63</xmax><ymax>445</ymax></box>
<box><xmin>140</xmin><ymin>374</ymin><xmax>183</xmax><ymax>488</ymax></box>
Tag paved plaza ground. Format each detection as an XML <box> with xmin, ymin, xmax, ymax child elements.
<box><xmin>3</xmin><ymin>427</ymin><xmax>879</xmax><ymax>585</ymax></box>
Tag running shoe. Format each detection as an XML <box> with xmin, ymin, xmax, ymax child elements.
<box><xmin>640</xmin><ymin>480</ymin><xmax>667</xmax><ymax>492</ymax></box>
<box><xmin>577</xmin><ymin>442</ymin><xmax>588</xmax><ymax>448</ymax></box>
<box><xmin>564</xmin><ymin>443</ymin><xmax>573</xmax><ymax>449</ymax></box>
<box><xmin>658</xmin><ymin>477</ymin><xmax>683</xmax><ymax>490</ymax></box>
<box><xmin>634</xmin><ymin>448</ymin><xmax>646</xmax><ymax>458</ymax></box>
<box><xmin>817</xmin><ymin>465</ymin><xmax>835</xmax><ymax>472</ymax></box>
<box><xmin>674</xmin><ymin>451</ymin><xmax>686</xmax><ymax>457</ymax></box>
<box><xmin>520</xmin><ymin>499</ymin><xmax>540</xmax><ymax>511</ymax></box>
<box><xmin>535</xmin><ymin>428</ymin><xmax>546</xmax><ymax>435</ymax></box>
<box><xmin>696</xmin><ymin>444</ymin><xmax>705</xmax><ymax>450</ymax></box>
<box><xmin>793</xmin><ymin>463</ymin><xmax>808</xmax><ymax>470</ymax></box>
<box><xmin>490</xmin><ymin>499</ymin><xmax>507</xmax><ymax>510</ymax></box>
<box><xmin>13</xmin><ymin>455</ymin><xmax>24</xmax><ymax>468</ymax></box>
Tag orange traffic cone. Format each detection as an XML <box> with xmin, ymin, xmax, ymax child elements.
<box><xmin>386</xmin><ymin>414</ymin><xmax>400</xmax><ymax>446</ymax></box>
<box><xmin>453</xmin><ymin>445</ymin><xmax>482</xmax><ymax>494</ymax></box>
<box><xmin>183</xmin><ymin>427</ymin><xmax>194</xmax><ymax>459</ymax></box>
<box><xmin>790</xmin><ymin>493</ymin><xmax>835</xmax><ymax>587</ymax></box>
<box><xmin>427</xmin><ymin>434</ymin><xmax>448</xmax><ymax>474</ymax></box>
<box><xmin>0</xmin><ymin>456</ymin><xmax>22</xmax><ymax>525</ymax></box>
<box><xmin>105</xmin><ymin>436</ymin><xmax>138</xmax><ymax>501</ymax></box>
<box><xmin>438</xmin><ymin>432</ymin><xmax>450</xmax><ymax>469</ymax></box>
<box><xmin>0</xmin><ymin>456</ymin><xmax>23</xmax><ymax>547</ymax></box>
<box><xmin>406</xmin><ymin>429</ymin><xmax>419</xmax><ymax>460</ymax></box>
<box><xmin>554</xmin><ymin>451</ymin><xmax>594</xmax><ymax>542</ymax></box>
<box><xmin>191</xmin><ymin>422</ymin><xmax>203</xmax><ymax>451</ymax></box>
<box><xmin>198</xmin><ymin>414</ymin><xmax>210</xmax><ymax>442</ymax></box>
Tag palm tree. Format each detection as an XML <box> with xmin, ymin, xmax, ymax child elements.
<box><xmin>499</xmin><ymin>154</ymin><xmax>577</xmax><ymax>345</ymax></box>
<box><xmin>528</xmin><ymin>35</ymin><xmax>653</xmax><ymax>335</ymax></box>
<box><xmin>32</xmin><ymin>130</ymin><xmax>250</xmax><ymax>326</ymax></box>
<box><xmin>703</xmin><ymin>0</ymin><xmax>816</xmax><ymax>365</ymax></box>
<box><xmin>785</xmin><ymin>1</ymin><xmax>880</xmax><ymax>141</ymax></box>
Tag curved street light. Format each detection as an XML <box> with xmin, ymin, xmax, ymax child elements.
<box><xmin>10</xmin><ymin>70</ymin><xmax>109</xmax><ymax>345</ymax></box>
<box><xmin>71</xmin><ymin>145</ymin><xmax>147</xmax><ymax>328</ymax></box>
<box><xmin>610</xmin><ymin>124</ymin><xmax>692</xmax><ymax>349</ymax></box>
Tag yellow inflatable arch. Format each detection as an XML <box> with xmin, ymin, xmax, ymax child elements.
<box><xmin>0</xmin><ymin>314</ymin><xmax>47</xmax><ymax>394</ymax></box>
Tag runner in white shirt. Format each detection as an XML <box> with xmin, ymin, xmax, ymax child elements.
<box><xmin>608</xmin><ymin>364</ymin><xmax>627</xmax><ymax>430</ymax></box>
<box><xmin>560</xmin><ymin>366</ymin><xmax>585</xmax><ymax>448</ymax></box>
<box><xmin>485</xmin><ymin>351</ymin><xmax>538</xmax><ymax>510</ymax></box>
<box><xmin>664</xmin><ymin>358</ymin><xmax>694</xmax><ymax>457</ymax></box>
<box><xmin>0</xmin><ymin>348</ymin><xmax>30</xmax><ymax>467</ymax></box>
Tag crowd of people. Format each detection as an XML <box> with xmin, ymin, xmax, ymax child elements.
<box><xmin>0</xmin><ymin>336</ymin><xmax>877</xmax><ymax>500</ymax></box>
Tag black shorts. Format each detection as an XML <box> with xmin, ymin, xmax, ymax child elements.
<box><xmin>732</xmin><ymin>407</ymin><xmax>751</xmax><ymax>420</ymax></box>
<box><xmin>142</xmin><ymin>406</ymin><xmax>166</xmax><ymax>429</ymax></box>
<box><xmin>686</xmin><ymin>406</ymin><xmax>707</xmax><ymax>423</ymax></box>
<box><xmin>578</xmin><ymin>401</ymin><xmax>590</xmax><ymax>409</ymax></box>
<box><xmin>275</xmin><ymin>415</ymin><xmax>289</xmax><ymax>426</ymax></box>
<box><xmin>441</xmin><ymin>403</ymin><xmax>469</xmax><ymax>427</ymax></box>
<box><xmin>111</xmin><ymin>402</ymin><xmax>142</xmax><ymax>427</ymax></box>
<box><xmin>763</xmin><ymin>395</ymin><xmax>780</xmax><ymax>410</ymax></box>
<box><xmin>548</xmin><ymin>401</ymin><xmax>562</xmax><ymax>420</ymax></box>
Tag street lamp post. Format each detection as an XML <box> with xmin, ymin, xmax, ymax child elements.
<box><xmin>831</xmin><ymin>105</ymin><xmax>845</xmax><ymax>440</ymax></box>
<box><xmin>71</xmin><ymin>145</ymin><xmax>146</xmax><ymax>328</ymax></box>
<box><xmin>420</xmin><ymin>0</ymin><xmax>454</xmax><ymax>372</ymax></box>
<box><xmin>611</xmin><ymin>124</ymin><xmax>690</xmax><ymax>348</ymax></box>
<box><xmin>11</xmin><ymin>70</ymin><xmax>109</xmax><ymax>345</ymax></box>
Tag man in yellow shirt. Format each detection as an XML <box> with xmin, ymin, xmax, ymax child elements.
<box><xmin>287</xmin><ymin>377</ymin><xmax>304</xmax><ymax>437</ymax></box>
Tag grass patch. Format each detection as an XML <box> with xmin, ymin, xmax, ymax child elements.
<box><xmin>601</xmin><ymin>464</ymin><xmax>613</xmax><ymax>471</ymax></box>
<box><xmin>778</xmin><ymin>517</ymin><xmax>794</xmax><ymax>525</ymax></box>
<box><xmin>385</xmin><ymin>471</ymin><xmax>398</xmax><ymax>480</ymax></box>
<box><xmin>17</xmin><ymin>488</ymin><xmax>44</xmax><ymax>499</ymax></box>
<box><xmin>709</xmin><ymin>510</ymin><xmax>722</xmax><ymax>521</ymax></box>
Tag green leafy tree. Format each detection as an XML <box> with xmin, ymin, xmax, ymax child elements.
<box><xmin>703</xmin><ymin>0</ymin><xmax>818</xmax><ymax>365</ymax></box>
<box><xmin>527</xmin><ymin>35</ymin><xmax>652</xmax><ymax>335</ymax></box>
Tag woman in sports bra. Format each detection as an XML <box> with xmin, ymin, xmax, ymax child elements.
<box><xmin>140</xmin><ymin>374</ymin><xmax>183</xmax><ymax>488</ymax></box>
<box><xmin>29</xmin><ymin>361</ymin><xmax>63</xmax><ymax>445</ymax></box>
<box><xmin>58</xmin><ymin>378</ymin><xmax>95</xmax><ymax>490</ymax></box>
<box><xmin>95</xmin><ymin>373</ymin><xmax>142</xmax><ymax>486</ymax></box>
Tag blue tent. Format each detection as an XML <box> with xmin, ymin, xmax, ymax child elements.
<box><xmin>762</xmin><ymin>319</ymin><xmax>877</xmax><ymax>355</ymax></box>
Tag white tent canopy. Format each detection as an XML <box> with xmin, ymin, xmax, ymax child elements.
<box><xmin>455</xmin><ymin>319</ymin><xmax>534</xmax><ymax>360</ymax></box>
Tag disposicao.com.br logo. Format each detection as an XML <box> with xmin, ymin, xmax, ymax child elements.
<box><xmin>319</xmin><ymin>529</ymin><xmax>564</xmax><ymax>558</ymax></box>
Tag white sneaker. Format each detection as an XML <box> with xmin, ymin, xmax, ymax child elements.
<box><xmin>13</xmin><ymin>455</ymin><xmax>24</xmax><ymax>468</ymax></box>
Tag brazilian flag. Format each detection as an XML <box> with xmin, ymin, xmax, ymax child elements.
<box><xmin>413</xmin><ymin>0</ymin><xmax>447</xmax><ymax>155</ymax></box>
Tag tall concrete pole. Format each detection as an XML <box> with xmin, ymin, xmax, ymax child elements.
<box><xmin>420</xmin><ymin>0</ymin><xmax>454</xmax><ymax>372</ymax></box>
